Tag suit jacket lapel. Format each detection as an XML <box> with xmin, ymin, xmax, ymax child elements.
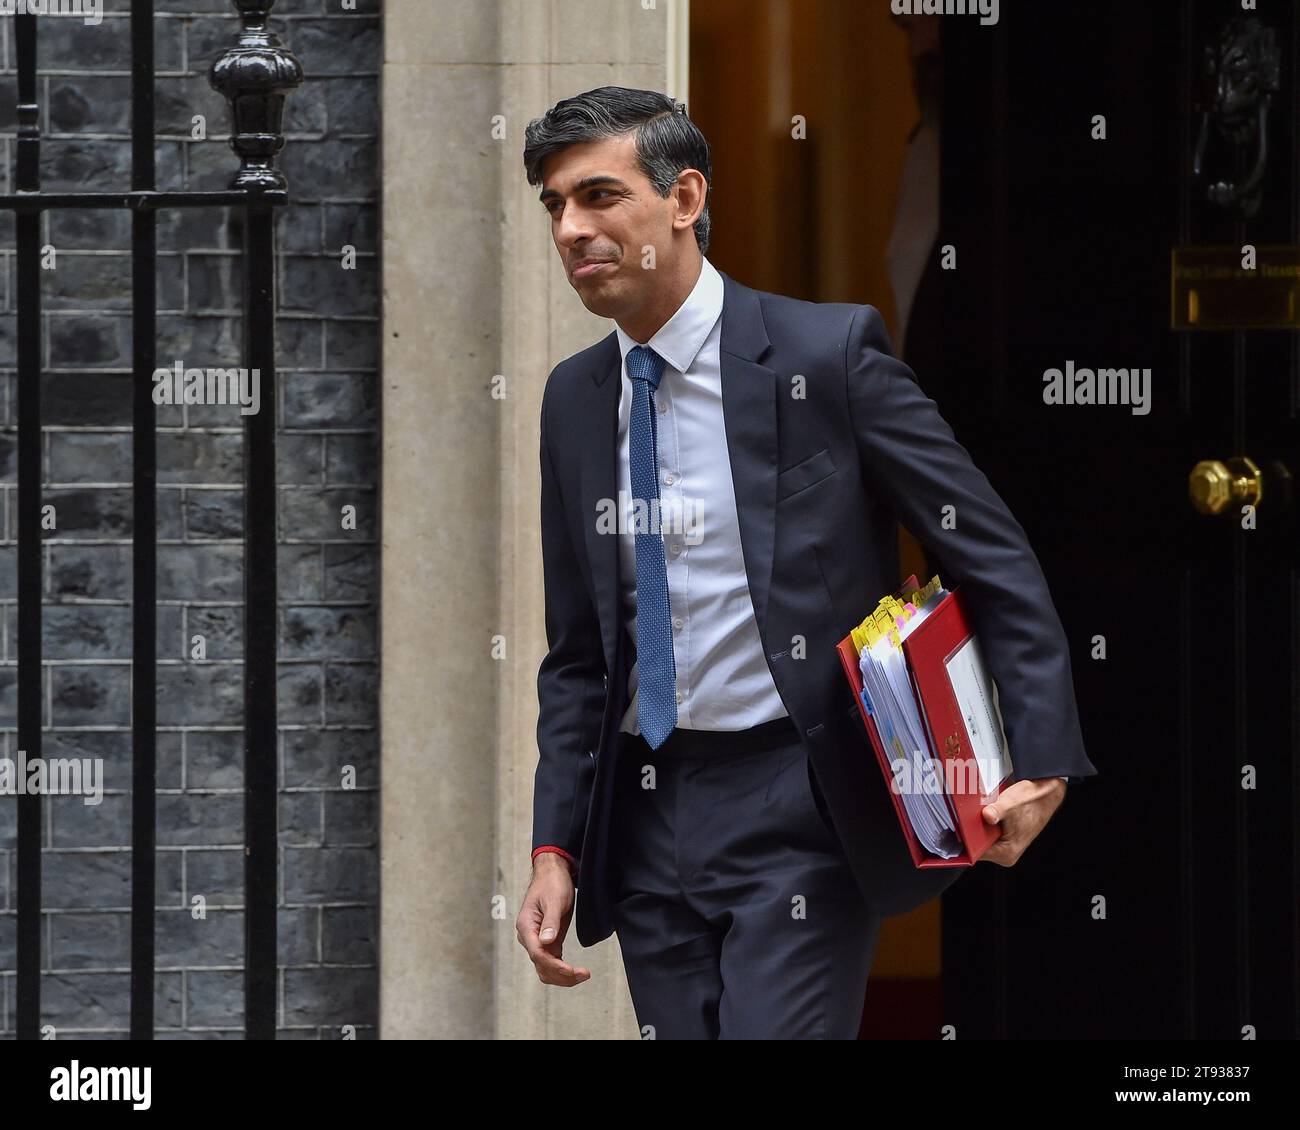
<box><xmin>717</xmin><ymin>270</ymin><xmax>778</xmax><ymax>641</ymax></box>
<box><xmin>580</xmin><ymin>337</ymin><xmax>623</xmax><ymax>676</ymax></box>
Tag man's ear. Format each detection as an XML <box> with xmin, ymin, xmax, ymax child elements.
<box><xmin>672</xmin><ymin>170</ymin><xmax>707</xmax><ymax>228</ymax></box>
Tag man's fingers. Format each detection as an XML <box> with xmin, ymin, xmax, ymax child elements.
<box><xmin>982</xmin><ymin>780</ymin><xmax>1036</xmax><ymax>821</ymax></box>
<box><xmin>976</xmin><ymin>778</ymin><xmax>1066</xmax><ymax>866</ymax></box>
<box><xmin>980</xmin><ymin>836</ymin><xmax>1018</xmax><ymax>866</ymax></box>
<box><xmin>538</xmin><ymin>957</ymin><xmax>592</xmax><ymax>986</ymax></box>
<box><xmin>978</xmin><ymin>803</ymin><xmax>1017</xmax><ymax>865</ymax></box>
<box><xmin>982</xmin><ymin>778</ymin><xmax>1054</xmax><ymax>825</ymax></box>
<box><xmin>531</xmin><ymin>935</ymin><xmax>591</xmax><ymax>986</ymax></box>
<box><xmin>516</xmin><ymin>896</ymin><xmax>590</xmax><ymax>986</ymax></box>
<box><xmin>539</xmin><ymin>907</ymin><xmax>562</xmax><ymax>945</ymax></box>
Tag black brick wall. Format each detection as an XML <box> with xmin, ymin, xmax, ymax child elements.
<box><xmin>0</xmin><ymin>0</ymin><xmax>380</xmax><ymax>1038</ymax></box>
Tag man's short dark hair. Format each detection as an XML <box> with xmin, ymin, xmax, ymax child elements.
<box><xmin>523</xmin><ymin>85</ymin><xmax>712</xmax><ymax>254</ymax></box>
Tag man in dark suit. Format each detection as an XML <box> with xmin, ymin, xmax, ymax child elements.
<box><xmin>515</xmin><ymin>86</ymin><xmax>1097</xmax><ymax>1039</ymax></box>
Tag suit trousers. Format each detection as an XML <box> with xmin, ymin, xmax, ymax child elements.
<box><xmin>609</xmin><ymin>718</ymin><xmax>882</xmax><ymax>1039</ymax></box>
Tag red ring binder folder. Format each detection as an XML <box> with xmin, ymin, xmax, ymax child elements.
<box><xmin>835</xmin><ymin>575</ymin><xmax>1011</xmax><ymax>867</ymax></box>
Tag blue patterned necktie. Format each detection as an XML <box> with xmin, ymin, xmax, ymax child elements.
<box><xmin>626</xmin><ymin>345</ymin><xmax>677</xmax><ymax>749</ymax></box>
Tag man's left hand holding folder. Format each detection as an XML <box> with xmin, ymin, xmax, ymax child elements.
<box><xmin>978</xmin><ymin>777</ymin><xmax>1068</xmax><ymax>867</ymax></box>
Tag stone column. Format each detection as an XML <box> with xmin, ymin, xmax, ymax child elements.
<box><xmin>381</xmin><ymin>0</ymin><xmax>688</xmax><ymax>1040</ymax></box>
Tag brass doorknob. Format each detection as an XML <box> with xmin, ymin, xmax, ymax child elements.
<box><xmin>1188</xmin><ymin>456</ymin><xmax>1262</xmax><ymax>515</ymax></box>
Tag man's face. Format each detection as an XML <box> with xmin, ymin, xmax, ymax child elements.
<box><xmin>539</xmin><ymin>133</ymin><xmax>692</xmax><ymax>319</ymax></box>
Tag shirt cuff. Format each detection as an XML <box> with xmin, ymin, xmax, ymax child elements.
<box><xmin>532</xmin><ymin>845</ymin><xmax>579</xmax><ymax>876</ymax></box>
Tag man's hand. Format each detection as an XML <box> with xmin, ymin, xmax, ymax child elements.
<box><xmin>516</xmin><ymin>854</ymin><xmax>591</xmax><ymax>986</ymax></box>
<box><xmin>978</xmin><ymin>777</ymin><xmax>1067</xmax><ymax>867</ymax></box>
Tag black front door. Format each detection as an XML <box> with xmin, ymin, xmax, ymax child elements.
<box><xmin>934</xmin><ymin>0</ymin><xmax>1298</xmax><ymax>1039</ymax></box>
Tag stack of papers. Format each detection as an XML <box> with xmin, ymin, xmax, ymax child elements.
<box><xmin>854</xmin><ymin>579</ymin><xmax>963</xmax><ymax>859</ymax></box>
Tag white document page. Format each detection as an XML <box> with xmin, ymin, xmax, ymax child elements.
<box><xmin>942</xmin><ymin>636</ymin><xmax>1013</xmax><ymax>796</ymax></box>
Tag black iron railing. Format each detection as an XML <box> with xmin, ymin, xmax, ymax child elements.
<box><xmin>1</xmin><ymin>0</ymin><xmax>301</xmax><ymax>1040</ymax></box>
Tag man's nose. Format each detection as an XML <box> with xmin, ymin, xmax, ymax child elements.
<box><xmin>556</xmin><ymin>204</ymin><xmax>594</xmax><ymax>247</ymax></box>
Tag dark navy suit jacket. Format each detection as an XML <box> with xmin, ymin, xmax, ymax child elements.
<box><xmin>534</xmin><ymin>268</ymin><xmax>1098</xmax><ymax>948</ymax></box>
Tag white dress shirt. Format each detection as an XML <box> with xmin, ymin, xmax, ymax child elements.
<box><xmin>614</xmin><ymin>256</ymin><xmax>789</xmax><ymax>734</ymax></box>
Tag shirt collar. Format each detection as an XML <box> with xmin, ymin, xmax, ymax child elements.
<box><xmin>614</xmin><ymin>256</ymin><xmax>723</xmax><ymax>378</ymax></box>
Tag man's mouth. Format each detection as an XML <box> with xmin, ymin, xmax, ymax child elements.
<box><xmin>573</xmin><ymin>260</ymin><xmax>614</xmax><ymax>279</ymax></box>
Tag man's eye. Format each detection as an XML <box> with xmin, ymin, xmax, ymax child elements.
<box><xmin>546</xmin><ymin>190</ymin><xmax>614</xmax><ymax>215</ymax></box>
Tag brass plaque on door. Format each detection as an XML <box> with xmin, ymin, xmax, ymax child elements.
<box><xmin>1171</xmin><ymin>246</ymin><xmax>1300</xmax><ymax>329</ymax></box>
